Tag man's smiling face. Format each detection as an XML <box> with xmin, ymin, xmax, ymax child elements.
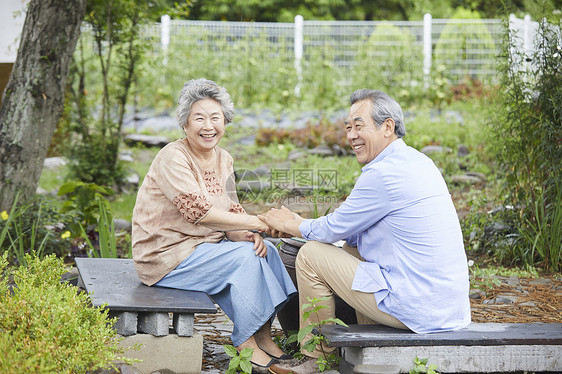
<box><xmin>345</xmin><ymin>99</ymin><xmax>395</xmax><ymax>164</ymax></box>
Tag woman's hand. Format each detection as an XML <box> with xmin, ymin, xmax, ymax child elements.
<box><xmin>226</xmin><ymin>230</ymin><xmax>268</xmax><ymax>257</ymax></box>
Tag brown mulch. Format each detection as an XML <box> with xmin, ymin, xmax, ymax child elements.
<box><xmin>470</xmin><ymin>276</ymin><xmax>562</xmax><ymax>323</ymax></box>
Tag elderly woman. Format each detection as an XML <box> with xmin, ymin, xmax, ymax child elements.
<box><xmin>132</xmin><ymin>78</ymin><xmax>296</xmax><ymax>373</ymax></box>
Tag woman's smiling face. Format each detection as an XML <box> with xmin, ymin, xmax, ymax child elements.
<box><xmin>183</xmin><ymin>98</ymin><xmax>225</xmax><ymax>153</ymax></box>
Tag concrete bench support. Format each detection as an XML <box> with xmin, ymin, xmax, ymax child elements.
<box><xmin>75</xmin><ymin>258</ymin><xmax>217</xmax><ymax>374</ymax></box>
<box><xmin>174</xmin><ymin>313</ymin><xmax>195</xmax><ymax>337</ymax></box>
<box><xmin>322</xmin><ymin>323</ymin><xmax>562</xmax><ymax>373</ymax></box>
<box><xmin>138</xmin><ymin>312</ymin><xmax>169</xmax><ymax>336</ymax></box>
<box><xmin>109</xmin><ymin>311</ymin><xmax>138</xmax><ymax>337</ymax></box>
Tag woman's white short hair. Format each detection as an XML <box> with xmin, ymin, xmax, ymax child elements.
<box><xmin>176</xmin><ymin>78</ymin><xmax>234</xmax><ymax>128</ymax></box>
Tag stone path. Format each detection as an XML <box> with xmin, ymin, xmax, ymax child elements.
<box><xmin>197</xmin><ymin>275</ymin><xmax>562</xmax><ymax>373</ymax></box>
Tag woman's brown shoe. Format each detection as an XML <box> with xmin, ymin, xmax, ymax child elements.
<box><xmin>250</xmin><ymin>358</ymin><xmax>279</xmax><ymax>374</ymax></box>
<box><xmin>264</xmin><ymin>350</ymin><xmax>300</xmax><ymax>365</ymax></box>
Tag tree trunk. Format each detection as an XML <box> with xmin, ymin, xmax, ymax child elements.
<box><xmin>0</xmin><ymin>0</ymin><xmax>86</xmax><ymax>211</ymax></box>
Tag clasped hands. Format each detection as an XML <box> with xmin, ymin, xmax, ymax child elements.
<box><xmin>227</xmin><ymin>206</ymin><xmax>303</xmax><ymax>258</ymax></box>
<box><xmin>257</xmin><ymin>206</ymin><xmax>304</xmax><ymax>239</ymax></box>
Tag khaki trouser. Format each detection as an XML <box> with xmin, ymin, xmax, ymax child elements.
<box><xmin>295</xmin><ymin>241</ymin><xmax>408</xmax><ymax>358</ymax></box>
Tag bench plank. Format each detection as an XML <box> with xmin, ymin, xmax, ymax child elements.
<box><xmin>322</xmin><ymin>323</ymin><xmax>562</xmax><ymax>347</ymax></box>
<box><xmin>75</xmin><ymin>258</ymin><xmax>216</xmax><ymax>314</ymax></box>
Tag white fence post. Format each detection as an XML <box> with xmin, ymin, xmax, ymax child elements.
<box><xmin>161</xmin><ymin>14</ymin><xmax>170</xmax><ymax>65</ymax></box>
<box><xmin>423</xmin><ymin>13</ymin><xmax>432</xmax><ymax>88</ymax></box>
<box><xmin>294</xmin><ymin>15</ymin><xmax>303</xmax><ymax>97</ymax></box>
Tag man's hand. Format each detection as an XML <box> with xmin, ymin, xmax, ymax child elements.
<box><xmin>258</xmin><ymin>206</ymin><xmax>304</xmax><ymax>238</ymax></box>
<box><xmin>226</xmin><ymin>230</ymin><xmax>268</xmax><ymax>257</ymax></box>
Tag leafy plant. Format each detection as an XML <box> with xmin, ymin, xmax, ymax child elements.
<box><xmin>58</xmin><ymin>181</ymin><xmax>113</xmax><ymax>234</ymax></box>
<box><xmin>468</xmin><ymin>261</ymin><xmax>502</xmax><ymax>291</ymax></box>
<box><xmin>0</xmin><ymin>193</ymin><xmax>73</xmax><ymax>266</ymax></box>
<box><xmin>79</xmin><ymin>198</ymin><xmax>118</xmax><ymax>259</ymax></box>
<box><xmin>0</xmin><ymin>253</ymin><xmax>134</xmax><ymax>373</ymax></box>
<box><xmin>223</xmin><ymin>345</ymin><xmax>253</xmax><ymax>374</ymax></box>
<box><xmin>487</xmin><ymin>15</ymin><xmax>562</xmax><ymax>271</ymax></box>
<box><xmin>288</xmin><ymin>296</ymin><xmax>348</xmax><ymax>372</ymax></box>
<box><xmin>518</xmin><ymin>184</ymin><xmax>562</xmax><ymax>271</ymax></box>
<box><xmin>409</xmin><ymin>356</ymin><xmax>440</xmax><ymax>374</ymax></box>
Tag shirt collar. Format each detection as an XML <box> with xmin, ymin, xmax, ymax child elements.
<box><xmin>361</xmin><ymin>138</ymin><xmax>406</xmax><ymax>172</ymax></box>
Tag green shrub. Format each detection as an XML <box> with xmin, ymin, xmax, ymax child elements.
<box><xmin>57</xmin><ymin>181</ymin><xmax>114</xmax><ymax>235</ymax></box>
<box><xmin>0</xmin><ymin>195</ymin><xmax>74</xmax><ymax>266</ymax></box>
<box><xmin>0</xmin><ymin>254</ymin><xmax>132</xmax><ymax>373</ymax></box>
<box><xmin>487</xmin><ymin>15</ymin><xmax>562</xmax><ymax>271</ymax></box>
<box><xmin>352</xmin><ymin>22</ymin><xmax>423</xmax><ymax>104</ymax></box>
<box><xmin>434</xmin><ymin>8</ymin><xmax>497</xmax><ymax>83</ymax></box>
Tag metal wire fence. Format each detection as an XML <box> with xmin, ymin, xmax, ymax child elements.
<box><xmin>146</xmin><ymin>16</ymin><xmax>507</xmax><ymax>81</ymax></box>
<box><xmin>134</xmin><ymin>15</ymin><xmax>539</xmax><ymax>109</ymax></box>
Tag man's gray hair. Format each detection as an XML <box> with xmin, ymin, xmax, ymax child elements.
<box><xmin>350</xmin><ymin>89</ymin><xmax>406</xmax><ymax>138</ymax></box>
<box><xmin>176</xmin><ymin>78</ymin><xmax>234</xmax><ymax>128</ymax></box>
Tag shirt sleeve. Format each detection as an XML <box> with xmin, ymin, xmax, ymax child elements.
<box><xmin>153</xmin><ymin>146</ymin><xmax>212</xmax><ymax>224</ymax></box>
<box><xmin>299</xmin><ymin>168</ymin><xmax>392</xmax><ymax>243</ymax></box>
<box><xmin>345</xmin><ymin>233</ymin><xmax>359</xmax><ymax>247</ymax></box>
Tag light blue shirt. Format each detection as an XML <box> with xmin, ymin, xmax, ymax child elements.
<box><xmin>299</xmin><ymin>139</ymin><xmax>471</xmax><ymax>333</ymax></box>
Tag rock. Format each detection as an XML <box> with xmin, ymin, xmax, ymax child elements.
<box><xmin>505</xmin><ymin>275</ymin><xmax>520</xmax><ymax>287</ymax></box>
<box><xmin>457</xmin><ymin>144</ymin><xmax>469</xmax><ymax>157</ymax></box>
<box><xmin>420</xmin><ymin>145</ymin><xmax>453</xmax><ymax>155</ymax></box>
<box><xmin>450</xmin><ymin>174</ymin><xmax>486</xmax><ymax>185</ymax></box>
<box><xmin>119</xmin><ymin>173</ymin><xmax>140</xmax><ymax>194</ymax></box>
<box><xmin>124</xmin><ymin>134</ymin><xmax>170</xmax><ymax>148</ymax></box>
<box><xmin>288</xmin><ymin>150</ymin><xmax>307</xmax><ymax>161</ymax></box>
<box><xmin>114</xmin><ymin>219</ymin><xmax>132</xmax><ymax>232</ymax></box>
<box><xmin>484</xmin><ymin>221</ymin><xmax>511</xmax><ymax>235</ymax></box>
<box><xmin>469</xmin><ymin>289</ymin><xmax>486</xmax><ymax>299</ymax></box>
<box><xmin>36</xmin><ymin>186</ymin><xmax>49</xmax><ymax>195</ymax></box>
<box><xmin>235</xmin><ymin>135</ymin><xmax>256</xmax><ymax>145</ymax></box>
<box><xmin>289</xmin><ymin>185</ymin><xmax>317</xmax><ymax>195</ymax></box>
<box><xmin>309</xmin><ymin>144</ymin><xmax>337</xmax><ymax>157</ymax></box>
<box><xmin>43</xmin><ymin>156</ymin><xmax>66</xmax><ymax>169</ymax></box>
<box><xmin>125</xmin><ymin>173</ymin><xmax>140</xmax><ymax>187</ymax></box>
<box><xmin>529</xmin><ymin>278</ymin><xmax>553</xmax><ymax>286</ymax></box>
<box><xmin>278</xmin><ymin>117</ymin><xmax>294</xmax><ymax>129</ymax></box>
<box><xmin>61</xmin><ymin>267</ymin><xmax>80</xmax><ymax>286</ymax></box>
<box><xmin>235</xmin><ymin>168</ymin><xmax>261</xmax><ymax>181</ymax></box>
<box><xmin>445</xmin><ymin>110</ymin><xmax>464</xmax><ymax>125</ymax></box>
<box><xmin>124</xmin><ymin>114</ymin><xmax>178</xmax><ymax>132</ymax></box>
<box><xmin>119</xmin><ymin>150</ymin><xmax>135</xmax><ymax>162</ymax></box>
<box><xmin>483</xmin><ymin>296</ymin><xmax>516</xmax><ymax>305</ymax></box>
<box><xmin>237</xmin><ymin>180</ymin><xmax>268</xmax><ymax>192</ymax></box>
<box><xmin>253</xmin><ymin>166</ymin><xmax>270</xmax><ymax>177</ymax></box>
<box><xmin>465</xmin><ymin>171</ymin><xmax>487</xmax><ymax>181</ymax></box>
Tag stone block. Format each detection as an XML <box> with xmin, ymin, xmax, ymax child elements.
<box><xmin>342</xmin><ymin>345</ymin><xmax>562</xmax><ymax>373</ymax></box>
<box><xmin>118</xmin><ymin>333</ymin><xmax>204</xmax><ymax>374</ymax></box>
<box><xmin>110</xmin><ymin>311</ymin><xmax>138</xmax><ymax>336</ymax></box>
<box><xmin>173</xmin><ymin>313</ymin><xmax>194</xmax><ymax>337</ymax></box>
<box><xmin>137</xmin><ymin>312</ymin><xmax>169</xmax><ymax>336</ymax></box>
<box><xmin>353</xmin><ymin>364</ymin><xmax>400</xmax><ymax>374</ymax></box>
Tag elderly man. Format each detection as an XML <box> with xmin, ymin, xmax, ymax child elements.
<box><xmin>259</xmin><ymin>89</ymin><xmax>471</xmax><ymax>373</ymax></box>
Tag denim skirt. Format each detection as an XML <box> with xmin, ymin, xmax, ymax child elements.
<box><xmin>155</xmin><ymin>239</ymin><xmax>297</xmax><ymax>346</ymax></box>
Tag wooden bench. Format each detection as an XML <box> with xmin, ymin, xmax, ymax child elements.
<box><xmin>322</xmin><ymin>323</ymin><xmax>562</xmax><ymax>373</ymax></box>
<box><xmin>75</xmin><ymin>258</ymin><xmax>217</xmax><ymax>373</ymax></box>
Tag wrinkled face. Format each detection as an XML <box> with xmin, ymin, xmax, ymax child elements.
<box><xmin>183</xmin><ymin>98</ymin><xmax>225</xmax><ymax>153</ymax></box>
<box><xmin>345</xmin><ymin>99</ymin><xmax>395</xmax><ymax>164</ymax></box>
